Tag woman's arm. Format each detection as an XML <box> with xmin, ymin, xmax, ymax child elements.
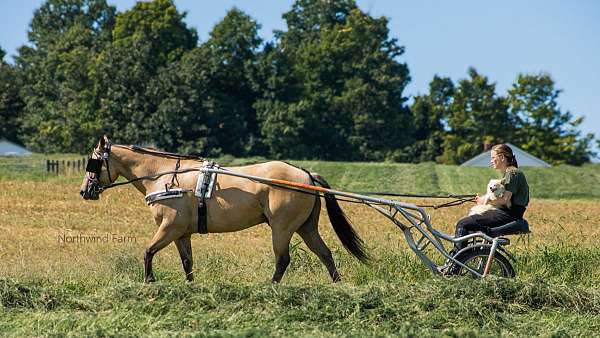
<box><xmin>489</xmin><ymin>191</ymin><xmax>512</xmax><ymax>206</ymax></box>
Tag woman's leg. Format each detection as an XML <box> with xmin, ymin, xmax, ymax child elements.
<box><xmin>454</xmin><ymin>209</ymin><xmax>514</xmax><ymax>251</ymax></box>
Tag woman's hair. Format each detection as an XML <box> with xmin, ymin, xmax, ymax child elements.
<box><xmin>492</xmin><ymin>144</ymin><xmax>518</xmax><ymax>168</ymax></box>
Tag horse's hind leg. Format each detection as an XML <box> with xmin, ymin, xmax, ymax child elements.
<box><xmin>297</xmin><ymin>199</ymin><xmax>341</xmax><ymax>282</ymax></box>
<box><xmin>144</xmin><ymin>223</ymin><xmax>185</xmax><ymax>283</ymax></box>
<box><xmin>270</xmin><ymin>228</ymin><xmax>294</xmax><ymax>283</ymax></box>
<box><xmin>175</xmin><ymin>235</ymin><xmax>194</xmax><ymax>282</ymax></box>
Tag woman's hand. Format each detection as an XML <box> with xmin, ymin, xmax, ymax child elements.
<box><xmin>475</xmin><ymin>194</ymin><xmax>484</xmax><ymax>205</ymax></box>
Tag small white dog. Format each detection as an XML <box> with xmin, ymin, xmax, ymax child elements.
<box><xmin>468</xmin><ymin>179</ymin><xmax>511</xmax><ymax>216</ymax></box>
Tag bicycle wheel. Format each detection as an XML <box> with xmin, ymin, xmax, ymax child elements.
<box><xmin>453</xmin><ymin>247</ymin><xmax>515</xmax><ymax>278</ymax></box>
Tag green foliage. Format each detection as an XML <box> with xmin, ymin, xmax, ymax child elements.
<box><xmin>438</xmin><ymin>68</ymin><xmax>510</xmax><ymax>164</ymax></box>
<box><xmin>0</xmin><ymin>48</ymin><xmax>24</xmax><ymax>143</ymax></box>
<box><xmin>146</xmin><ymin>8</ymin><xmax>262</xmax><ymax>156</ymax></box>
<box><xmin>407</xmin><ymin>76</ymin><xmax>453</xmax><ymax>162</ymax></box>
<box><xmin>507</xmin><ymin>73</ymin><xmax>594</xmax><ymax>165</ymax></box>
<box><xmin>90</xmin><ymin>0</ymin><xmax>197</xmax><ymax>147</ymax></box>
<box><xmin>280</xmin><ymin>0</ymin><xmax>357</xmax><ymax>44</ymax></box>
<box><xmin>16</xmin><ymin>0</ymin><xmax>115</xmax><ymax>153</ymax></box>
<box><xmin>191</xmin><ymin>8</ymin><xmax>262</xmax><ymax>155</ymax></box>
<box><xmin>27</xmin><ymin>0</ymin><xmax>116</xmax><ymax>51</ymax></box>
<box><xmin>112</xmin><ymin>0</ymin><xmax>197</xmax><ymax>66</ymax></box>
<box><xmin>257</xmin><ymin>1</ymin><xmax>412</xmax><ymax>160</ymax></box>
<box><xmin>4</xmin><ymin>0</ymin><xmax>596</xmax><ymax>165</ymax></box>
<box><xmin>411</xmin><ymin>70</ymin><xmax>597</xmax><ymax>165</ymax></box>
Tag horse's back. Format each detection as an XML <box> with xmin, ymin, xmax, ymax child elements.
<box><xmin>206</xmin><ymin>161</ymin><xmax>315</xmax><ymax>233</ymax></box>
<box><xmin>228</xmin><ymin>161</ymin><xmax>311</xmax><ymax>184</ymax></box>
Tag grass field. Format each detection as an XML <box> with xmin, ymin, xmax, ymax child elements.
<box><xmin>1</xmin><ymin>162</ymin><xmax>600</xmax><ymax>337</ymax></box>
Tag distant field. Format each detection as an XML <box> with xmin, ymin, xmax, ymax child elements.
<box><xmin>293</xmin><ymin>161</ymin><xmax>600</xmax><ymax>199</ymax></box>
<box><xmin>3</xmin><ymin>155</ymin><xmax>600</xmax><ymax>199</ymax></box>
<box><xmin>1</xmin><ymin>158</ymin><xmax>600</xmax><ymax>336</ymax></box>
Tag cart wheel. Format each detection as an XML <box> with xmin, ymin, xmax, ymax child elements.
<box><xmin>452</xmin><ymin>248</ymin><xmax>515</xmax><ymax>278</ymax></box>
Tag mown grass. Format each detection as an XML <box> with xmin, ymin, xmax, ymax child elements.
<box><xmin>1</xmin><ymin>162</ymin><xmax>600</xmax><ymax>336</ymax></box>
<box><xmin>1</xmin><ymin>277</ymin><xmax>599</xmax><ymax>337</ymax></box>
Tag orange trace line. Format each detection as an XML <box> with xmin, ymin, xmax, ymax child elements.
<box><xmin>270</xmin><ymin>179</ymin><xmax>331</xmax><ymax>193</ymax></box>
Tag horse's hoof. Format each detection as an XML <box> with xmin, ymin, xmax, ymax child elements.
<box><xmin>144</xmin><ymin>276</ymin><xmax>156</xmax><ymax>283</ymax></box>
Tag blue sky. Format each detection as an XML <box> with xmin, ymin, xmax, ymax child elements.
<box><xmin>1</xmin><ymin>0</ymin><xmax>598</xmax><ymax>158</ymax></box>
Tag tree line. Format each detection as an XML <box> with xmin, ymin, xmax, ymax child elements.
<box><xmin>0</xmin><ymin>0</ymin><xmax>596</xmax><ymax>165</ymax></box>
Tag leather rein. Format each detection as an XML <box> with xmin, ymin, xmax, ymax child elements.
<box><xmin>85</xmin><ymin>143</ymin><xmax>206</xmax><ymax>193</ymax></box>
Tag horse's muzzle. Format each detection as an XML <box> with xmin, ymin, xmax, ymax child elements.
<box><xmin>81</xmin><ymin>179</ymin><xmax>101</xmax><ymax>200</ymax></box>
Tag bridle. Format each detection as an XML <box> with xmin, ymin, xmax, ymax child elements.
<box><xmin>84</xmin><ymin>140</ymin><xmax>114</xmax><ymax>195</ymax></box>
<box><xmin>83</xmin><ymin>142</ymin><xmax>209</xmax><ymax>197</ymax></box>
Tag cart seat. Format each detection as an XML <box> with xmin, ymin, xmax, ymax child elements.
<box><xmin>488</xmin><ymin>219</ymin><xmax>530</xmax><ymax>238</ymax></box>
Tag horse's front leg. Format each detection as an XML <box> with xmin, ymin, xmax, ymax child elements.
<box><xmin>175</xmin><ymin>235</ymin><xmax>194</xmax><ymax>282</ymax></box>
<box><xmin>144</xmin><ymin>222</ymin><xmax>186</xmax><ymax>283</ymax></box>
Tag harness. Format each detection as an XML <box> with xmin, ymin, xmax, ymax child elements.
<box><xmin>141</xmin><ymin>161</ymin><xmax>219</xmax><ymax>234</ymax></box>
<box><xmin>84</xmin><ymin>144</ymin><xmax>218</xmax><ymax>234</ymax></box>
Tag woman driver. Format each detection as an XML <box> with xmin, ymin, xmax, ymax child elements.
<box><xmin>453</xmin><ymin>144</ymin><xmax>530</xmax><ymax>251</ymax></box>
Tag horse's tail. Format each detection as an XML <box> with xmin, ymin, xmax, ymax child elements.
<box><xmin>309</xmin><ymin>173</ymin><xmax>370</xmax><ymax>263</ymax></box>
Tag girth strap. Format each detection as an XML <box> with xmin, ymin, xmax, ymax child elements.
<box><xmin>195</xmin><ymin>161</ymin><xmax>218</xmax><ymax>234</ymax></box>
<box><xmin>197</xmin><ymin>202</ymin><xmax>208</xmax><ymax>234</ymax></box>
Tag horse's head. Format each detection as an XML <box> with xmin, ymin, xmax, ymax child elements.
<box><xmin>80</xmin><ymin>135</ymin><xmax>118</xmax><ymax>200</ymax></box>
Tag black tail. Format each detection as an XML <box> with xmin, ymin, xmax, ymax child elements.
<box><xmin>310</xmin><ymin>174</ymin><xmax>370</xmax><ymax>263</ymax></box>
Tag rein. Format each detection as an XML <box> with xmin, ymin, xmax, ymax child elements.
<box><xmin>85</xmin><ymin>144</ymin><xmax>476</xmax><ymax>209</ymax></box>
<box><xmin>99</xmin><ymin>168</ymin><xmax>205</xmax><ymax>191</ymax></box>
<box><xmin>86</xmin><ymin>143</ymin><xmax>207</xmax><ymax>192</ymax></box>
<box><xmin>349</xmin><ymin>192</ymin><xmax>477</xmax><ymax>209</ymax></box>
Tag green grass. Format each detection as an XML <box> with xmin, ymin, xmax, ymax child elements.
<box><xmin>3</xmin><ymin>155</ymin><xmax>599</xmax><ymax>199</ymax></box>
<box><xmin>293</xmin><ymin>161</ymin><xmax>600</xmax><ymax>199</ymax></box>
<box><xmin>2</xmin><ymin>157</ymin><xmax>600</xmax><ymax>336</ymax></box>
<box><xmin>2</xmin><ymin>246</ymin><xmax>600</xmax><ymax>337</ymax></box>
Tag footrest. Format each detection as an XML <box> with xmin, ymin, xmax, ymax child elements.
<box><xmin>489</xmin><ymin>219</ymin><xmax>530</xmax><ymax>237</ymax></box>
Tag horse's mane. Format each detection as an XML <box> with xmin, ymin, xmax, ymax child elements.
<box><xmin>114</xmin><ymin>144</ymin><xmax>205</xmax><ymax>161</ymax></box>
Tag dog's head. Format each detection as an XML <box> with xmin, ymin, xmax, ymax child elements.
<box><xmin>487</xmin><ymin>179</ymin><xmax>506</xmax><ymax>198</ymax></box>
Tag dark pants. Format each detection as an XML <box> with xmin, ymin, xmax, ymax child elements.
<box><xmin>454</xmin><ymin>208</ymin><xmax>516</xmax><ymax>251</ymax></box>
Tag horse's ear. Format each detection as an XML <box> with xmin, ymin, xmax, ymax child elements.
<box><xmin>99</xmin><ymin>134</ymin><xmax>111</xmax><ymax>148</ymax></box>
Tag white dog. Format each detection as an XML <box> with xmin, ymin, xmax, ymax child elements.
<box><xmin>468</xmin><ymin>179</ymin><xmax>511</xmax><ymax>216</ymax></box>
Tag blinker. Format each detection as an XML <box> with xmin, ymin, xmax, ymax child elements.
<box><xmin>86</xmin><ymin>158</ymin><xmax>103</xmax><ymax>175</ymax></box>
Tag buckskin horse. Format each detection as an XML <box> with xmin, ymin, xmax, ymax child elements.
<box><xmin>80</xmin><ymin>136</ymin><xmax>368</xmax><ymax>283</ymax></box>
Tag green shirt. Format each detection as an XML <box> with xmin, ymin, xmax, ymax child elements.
<box><xmin>502</xmin><ymin>167</ymin><xmax>529</xmax><ymax>207</ymax></box>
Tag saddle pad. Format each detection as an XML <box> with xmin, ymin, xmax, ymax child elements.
<box><xmin>145</xmin><ymin>188</ymin><xmax>191</xmax><ymax>205</ymax></box>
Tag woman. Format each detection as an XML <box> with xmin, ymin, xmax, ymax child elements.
<box><xmin>454</xmin><ymin>144</ymin><xmax>530</xmax><ymax>251</ymax></box>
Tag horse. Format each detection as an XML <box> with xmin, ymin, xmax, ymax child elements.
<box><xmin>80</xmin><ymin>136</ymin><xmax>368</xmax><ymax>283</ymax></box>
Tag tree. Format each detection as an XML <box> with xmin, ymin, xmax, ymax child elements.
<box><xmin>507</xmin><ymin>73</ymin><xmax>594</xmax><ymax>165</ymax></box>
<box><xmin>279</xmin><ymin>0</ymin><xmax>356</xmax><ymax>45</ymax></box>
<box><xmin>437</xmin><ymin>68</ymin><xmax>510</xmax><ymax>164</ymax></box>
<box><xmin>145</xmin><ymin>8</ymin><xmax>264</xmax><ymax>156</ymax></box>
<box><xmin>199</xmin><ymin>8</ymin><xmax>263</xmax><ymax>155</ymax></box>
<box><xmin>144</xmin><ymin>48</ymin><xmax>215</xmax><ymax>155</ymax></box>
<box><xmin>111</xmin><ymin>0</ymin><xmax>196</xmax><ymax>66</ymax></box>
<box><xmin>27</xmin><ymin>0</ymin><xmax>115</xmax><ymax>51</ymax></box>
<box><xmin>0</xmin><ymin>46</ymin><xmax>24</xmax><ymax>143</ymax></box>
<box><xmin>256</xmin><ymin>0</ymin><xmax>412</xmax><ymax>160</ymax></box>
<box><xmin>408</xmin><ymin>76</ymin><xmax>453</xmax><ymax>162</ymax></box>
<box><xmin>16</xmin><ymin>0</ymin><xmax>116</xmax><ymax>152</ymax></box>
<box><xmin>90</xmin><ymin>0</ymin><xmax>197</xmax><ymax>147</ymax></box>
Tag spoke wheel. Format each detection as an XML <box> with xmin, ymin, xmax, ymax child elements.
<box><xmin>454</xmin><ymin>248</ymin><xmax>515</xmax><ymax>278</ymax></box>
